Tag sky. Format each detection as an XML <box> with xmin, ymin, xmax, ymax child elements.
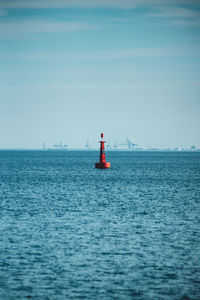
<box><xmin>0</xmin><ymin>0</ymin><xmax>200</xmax><ymax>149</ymax></box>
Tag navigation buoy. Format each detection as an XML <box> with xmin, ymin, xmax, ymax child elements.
<box><xmin>95</xmin><ymin>133</ymin><xmax>110</xmax><ymax>169</ymax></box>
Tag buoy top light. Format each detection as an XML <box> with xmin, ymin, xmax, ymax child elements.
<box><xmin>95</xmin><ymin>133</ymin><xmax>110</xmax><ymax>169</ymax></box>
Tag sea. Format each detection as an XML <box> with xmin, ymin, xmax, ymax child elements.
<box><xmin>0</xmin><ymin>150</ymin><xmax>200</xmax><ymax>300</ymax></box>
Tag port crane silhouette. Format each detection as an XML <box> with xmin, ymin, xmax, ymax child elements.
<box><xmin>85</xmin><ymin>139</ymin><xmax>91</xmax><ymax>149</ymax></box>
<box><xmin>119</xmin><ymin>135</ymin><xmax>137</xmax><ymax>150</ymax></box>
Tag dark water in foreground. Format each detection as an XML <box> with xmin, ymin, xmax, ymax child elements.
<box><xmin>0</xmin><ymin>151</ymin><xmax>200</xmax><ymax>300</ymax></box>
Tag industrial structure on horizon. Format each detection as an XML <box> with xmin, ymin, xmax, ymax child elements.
<box><xmin>44</xmin><ymin>142</ymin><xmax>68</xmax><ymax>150</ymax></box>
<box><xmin>42</xmin><ymin>136</ymin><xmax>199</xmax><ymax>152</ymax></box>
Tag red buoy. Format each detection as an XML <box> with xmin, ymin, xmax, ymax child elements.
<box><xmin>95</xmin><ymin>133</ymin><xmax>110</xmax><ymax>169</ymax></box>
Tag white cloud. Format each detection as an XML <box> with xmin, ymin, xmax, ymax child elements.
<box><xmin>74</xmin><ymin>48</ymin><xmax>175</xmax><ymax>60</ymax></box>
<box><xmin>107</xmin><ymin>48</ymin><xmax>179</xmax><ymax>59</ymax></box>
<box><xmin>0</xmin><ymin>0</ymin><xmax>199</xmax><ymax>10</ymax></box>
<box><xmin>170</xmin><ymin>19</ymin><xmax>200</xmax><ymax>27</ymax></box>
<box><xmin>0</xmin><ymin>0</ymin><xmax>139</xmax><ymax>9</ymax></box>
<box><xmin>1</xmin><ymin>81</ymin><xmax>200</xmax><ymax>92</ymax></box>
<box><xmin>0</xmin><ymin>19</ymin><xmax>96</xmax><ymax>37</ymax></box>
<box><xmin>1</xmin><ymin>47</ymin><xmax>198</xmax><ymax>61</ymax></box>
<box><xmin>148</xmin><ymin>7</ymin><xmax>200</xmax><ymax>18</ymax></box>
<box><xmin>146</xmin><ymin>7</ymin><xmax>200</xmax><ymax>27</ymax></box>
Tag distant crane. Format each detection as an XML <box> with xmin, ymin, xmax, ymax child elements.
<box><xmin>125</xmin><ymin>135</ymin><xmax>137</xmax><ymax>150</ymax></box>
<box><xmin>119</xmin><ymin>135</ymin><xmax>137</xmax><ymax>150</ymax></box>
<box><xmin>85</xmin><ymin>139</ymin><xmax>91</xmax><ymax>149</ymax></box>
<box><xmin>107</xmin><ymin>140</ymin><xmax>112</xmax><ymax>150</ymax></box>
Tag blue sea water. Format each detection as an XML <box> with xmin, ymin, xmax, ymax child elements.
<box><xmin>0</xmin><ymin>150</ymin><xmax>200</xmax><ymax>300</ymax></box>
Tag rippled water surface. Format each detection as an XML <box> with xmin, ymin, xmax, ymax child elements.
<box><xmin>0</xmin><ymin>150</ymin><xmax>200</xmax><ymax>300</ymax></box>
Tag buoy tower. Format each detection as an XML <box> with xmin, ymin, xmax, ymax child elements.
<box><xmin>95</xmin><ymin>133</ymin><xmax>110</xmax><ymax>169</ymax></box>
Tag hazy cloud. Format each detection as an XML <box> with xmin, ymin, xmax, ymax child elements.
<box><xmin>73</xmin><ymin>48</ymin><xmax>179</xmax><ymax>60</ymax></box>
<box><xmin>0</xmin><ymin>19</ymin><xmax>96</xmax><ymax>37</ymax></box>
<box><xmin>1</xmin><ymin>47</ymin><xmax>198</xmax><ymax>62</ymax></box>
<box><xmin>1</xmin><ymin>81</ymin><xmax>200</xmax><ymax>92</ymax></box>
<box><xmin>0</xmin><ymin>0</ymin><xmax>199</xmax><ymax>10</ymax></box>
<box><xmin>146</xmin><ymin>7</ymin><xmax>200</xmax><ymax>27</ymax></box>
<box><xmin>148</xmin><ymin>7</ymin><xmax>200</xmax><ymax>18</ymax></box>
<box><xmin>170</xmin><ymin>19</ymin><xmax>200</xmax><ymax>27</ymax></box>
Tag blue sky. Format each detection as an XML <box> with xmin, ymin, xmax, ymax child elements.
<box><xmin>0</xmin><ymin>0</ymin><xmax>200</xmax><ymax>149</ymax></box>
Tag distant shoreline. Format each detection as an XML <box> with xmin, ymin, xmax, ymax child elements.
<box><xmin>0</xmin><ymin>149</ymin><xmax>200</xmax><ymax>152</ymax></box>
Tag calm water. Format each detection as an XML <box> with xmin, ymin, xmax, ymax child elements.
<box><xmin>0</xmin><ymin>151</ymin><xmax>200</xmax><ymax>300</ymax></box>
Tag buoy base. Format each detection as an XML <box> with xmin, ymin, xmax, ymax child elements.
<box><xmin>95</xmin><ymin>162</ymin><xmax>110</xmax><ymax>169</ymax></box>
